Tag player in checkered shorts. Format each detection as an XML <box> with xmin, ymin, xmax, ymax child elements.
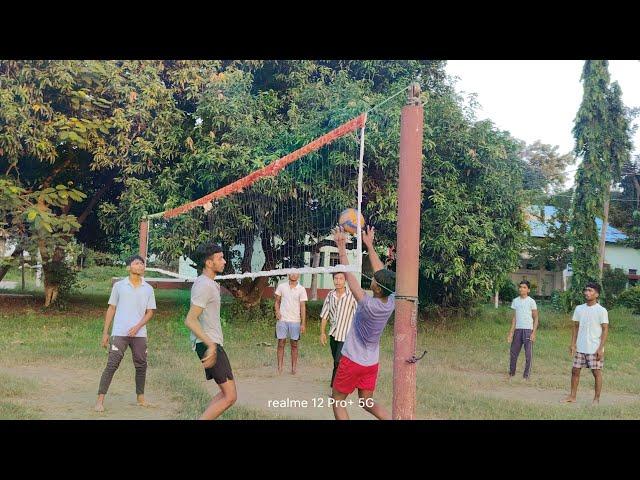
<box><xmin>563</xmin><ymin>282</ymin><xmax>609</xmax><ymax>405</ymax></box>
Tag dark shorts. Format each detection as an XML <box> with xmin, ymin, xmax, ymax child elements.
<box><xmin>194</xmin><ymin>342</ymin><xmax>234</xmax><ymax>384</ymax></box>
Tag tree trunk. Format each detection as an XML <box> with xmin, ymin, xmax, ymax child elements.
<box><xmin>598</xmin><ymin>193</ymin><xmax>610</xmax><ymax>278</ymax></box>
<box><xmin>494</xmin><ymin>289</ymin><xmax>499</xmax><ymax>309</ymax></box>
<box><xmin>219</xmin><ymin>234</ymin><xmax>276</xmax><ymax>308</ymax></box>
<box><xmin>310</xmin><ymin>248</ymin><xmax>321</xmax><ymax>301</ymax></box>
<box><xmin>42</xmin><ymin>245</ymin><xmax>66</xmax><ymax>307</ymax></box>
<box><xmin>633</xmin><ymin>174</ymin><xmax>640</xmax><ymax>210</ymax></box>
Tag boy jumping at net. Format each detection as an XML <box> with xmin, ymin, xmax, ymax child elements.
<box><xmin>331</xmin><ymin>225</ymin><xmax>396</xmax><ymax>420</ymax></box>
<box><xmin>183</xmin><ymin>242</ymin><xmax>237</xmax><ymax>420</ymax></box>
<box><xmin>507</xmin><ymin>280</ymin><xmax>539</xmax><ymax>379</ymax></box>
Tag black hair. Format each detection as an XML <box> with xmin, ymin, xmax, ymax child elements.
<box><xmin>332</xmin><ymin>271</ymin><xmax>346</xmax><ymax>278</ymax></box>
<box><xmin>126</xmin><ymin>255</ymin><xmax>145</xmax><ymax>266</ymax></box>
<box><xmin>194</xmin><ymin>242</ymin><xmax>223</xmax><ymax>270</ymax></box>
<box><xmin>584</xmin><ymin>282</ymin><xmax>601</xmax><ymax>295</ymax></box>
<box><xmin>518</xmin><ymin>280</ymin><xmax>531</xmax><ymax>288</ymax></box>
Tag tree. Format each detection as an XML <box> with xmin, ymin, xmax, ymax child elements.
<box><xmin>3</xmin><ymin>60</ymin><xmax>530</xmax><ymax>312</ymax></box>
<box><xmin>521</xmin><ymin>140</ymin><xmax>574</xmax><ymax>196</ymax></box>
<box><xmin>526</xmin><ymin>200</ymin><xmax>571</xmax><ymax>273</ymax></box>
<box><xmin>569</xmin><ymin>60</ymin><xmax>633</xmax><ymax>304</ymax></box>
<box><xmin>0</xmin><ymin>178</ymin><xmax>85</xmax><ymax>296</ymax></box>
<box><xmin>0</xmin><ymin>60</ymin><xmax>215</xmax><ymax>305</ymax></box>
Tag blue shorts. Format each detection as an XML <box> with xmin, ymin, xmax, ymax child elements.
<box><xmin>275</xmin><ymin>321</ymin><xmax>300</xmax><ymax>340</ymax></box>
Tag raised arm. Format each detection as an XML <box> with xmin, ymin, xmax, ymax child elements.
<box><xmin>333</xmin><ymin>228</ymin><xmax>366</xmax><ymax>302</ymax></box>
<box><xmin>362</xmin><ymin>226</ymin><xmax>384</xmax><ymax>273</ymax></box>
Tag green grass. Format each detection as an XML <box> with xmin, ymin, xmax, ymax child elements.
<box><xmin>1</xmin><ymin>266</ymin><xmax>640</xmax><ymax>419</ymax></box>
<box><xmin>0</xmin><ymin>373</ymin><xmax>41</xmax><ymax>419</ymax></box>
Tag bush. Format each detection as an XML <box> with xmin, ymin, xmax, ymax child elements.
<box><xmin>43</xmin><ymin>260</ymin><xmax>85</xmax><ymax>308</ymax></box>
<box><xmin>617</xmin><ymin>286</ymin><xmax>640</xmax><ymax>314</ymax></box>
<box><xmin>551</xmin><ymin>289</ymin><xmax>573</xmax><ymax>313</ymax></box>
<box><xmin>85</xmin><ymin>249</ymin><xmax>119</xmax><ymax>267</ymax></box>
<box><xmin>602</xmin><ymin>266</ymin><xmax>628</xmax><ymax>309</ymax></box>
<box><xmin>498</xmin><ymin>281</ymin><xmax>519</xmax><ymax>302</ymax></box>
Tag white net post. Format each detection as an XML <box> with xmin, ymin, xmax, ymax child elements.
<box><xmin>356</xmin><ymin>116</ymin><xmax>367</xmax><ymax>270</ymax></box>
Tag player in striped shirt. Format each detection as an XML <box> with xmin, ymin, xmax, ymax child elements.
<box><xmin>319</xmin><ymin>272</ymin><xmax>358</xmax><ymax>388</ymax></box>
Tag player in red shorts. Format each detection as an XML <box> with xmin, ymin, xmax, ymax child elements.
<box><xmin>331</xmin><ymin>226</ymin><xmax>396</xmax><ymax>420</ymax></box>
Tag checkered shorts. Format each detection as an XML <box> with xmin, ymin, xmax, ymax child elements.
<box><xmin>572</xmin><ymin>352</ymin><xmax>604</xmax><ymax>370</ymax></box>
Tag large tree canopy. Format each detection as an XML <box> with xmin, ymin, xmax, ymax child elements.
<box><xmin>2</xmin><ymin>60</ymin><xmax>529</xmax><ymax>310</ymax></box>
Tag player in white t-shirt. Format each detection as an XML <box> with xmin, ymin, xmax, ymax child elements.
<box><xmin>563</xmin><ymin>282</ymin><xmax>609</xmax><ymax>405</ymax></box>
<box><xmin>507</xmin><ymin>280</ymin><xmax>539</xmax><ymax>379</ymax></box>
<box><xmin>274</xmin><ymin>273</ymin><xmax>308</xmax><ymax>375</ymax></box>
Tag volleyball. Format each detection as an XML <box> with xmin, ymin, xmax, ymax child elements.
<box><xmin>338</xmin><ymin>208</ymin><xmax>365</xmax><ymax>234</ymax></box>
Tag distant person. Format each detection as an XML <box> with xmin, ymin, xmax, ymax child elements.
<box><xmin>274</xmin><ymin>273</ymin><xmax>307</xmax><ymax>375</ymax></box>
<box><xmin>507</xmin><ymin>280</ymin><xmax>539</xmax><ymax>379</ymax></box>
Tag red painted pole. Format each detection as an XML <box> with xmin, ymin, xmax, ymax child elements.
<box><xmin>139</xmin><ymin>218</ymin><xmax>149</xmax><ymax>260</ymax></box>
<box><xmin>392</xmin><ymin>83</ymin><xmax>423</xmax><ymax>420</ymax></box>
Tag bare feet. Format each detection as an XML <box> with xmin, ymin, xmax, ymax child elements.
<box><xmin>136</xmin><ymin>395</ymin><xmax>154</xmax><ymax>407</ymax></box>
<box><xmin>94</xmin><ymin>402</ymin><xmax>105</xmax><ymax>412</ymax></box>
<box><xmin>291</xmin><ymin>369</ymin><xmax>297</xmax><ymax>375</ymax></box>
<box><xmin>563</xmin><ymin>395</ymin><xmax>576</xmax><ymax>403</ymax></box>
<box><xmin>592</xmin><ymin>398</ymin><xmax>600</xmax><ymax>406</ymax></box>
<box><xmin>277</xmin><ymin>367</ymin><xmax>283</xmax><ymax>375</ymax></box>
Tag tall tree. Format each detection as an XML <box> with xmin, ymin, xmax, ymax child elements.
<box><xmin>569</xmin><ymin>60</ymin><xmax>632</xmax><ymax>303</ymax></box>
<box><xmin>597</xmin><ymin>81</ymin><xmax>633</xmax><ymax>273</ymax></box>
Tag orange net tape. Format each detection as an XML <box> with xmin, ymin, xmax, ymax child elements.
<box><xmin>162</xmin><ymin>113</ymin><xmax>367</xmax><ymax>219</ymax></box>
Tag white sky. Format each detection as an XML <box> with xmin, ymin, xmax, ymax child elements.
<box><xmin>445</xmin><ymin>60</ymin><xmax>640</xmax><ymax>188</ymax></box>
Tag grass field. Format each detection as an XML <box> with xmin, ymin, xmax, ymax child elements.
<box><xmin>1</xmin><ymin>266</ymin><xmax>639</xmax><ymax>420</ymax></box>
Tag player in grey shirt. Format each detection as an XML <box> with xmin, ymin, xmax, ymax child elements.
<box><xmin>183</xmin><ymin>242</ymin><xmax>237</xmax><ymax>420</ymax></box>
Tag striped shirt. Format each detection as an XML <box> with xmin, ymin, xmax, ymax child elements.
<box><xmin>320</xmin><ymin>288</ymin><xmax>357</xmax><ymax>342</ymax></box>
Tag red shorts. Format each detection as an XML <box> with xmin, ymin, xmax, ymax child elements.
<box><xmin>333</xmin><ymin>355</ymin><xmax>379</xmax><ymax>394</ymax></box>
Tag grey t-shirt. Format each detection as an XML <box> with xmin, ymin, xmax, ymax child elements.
<box><xmin>190</xmin><ymin>274</ymin><xmax>223</xmax><ymax>346</ymax></box>
<box><xmin>340</xmin><ymin>293</ymin><xmax>395</xmax><ymax>366</ymax></box>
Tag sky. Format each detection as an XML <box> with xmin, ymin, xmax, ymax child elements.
<box><xmin>445</xmin><ymin>60</ymin><xmax>640</xmax><ymax>187</ymax></box>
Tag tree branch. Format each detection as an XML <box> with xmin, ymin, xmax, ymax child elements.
<box><xmin>77</xmin><ymin>176</ymin><xmax>116</xmax><ymax>225</ymax></box>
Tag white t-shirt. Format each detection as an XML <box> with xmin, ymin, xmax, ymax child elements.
<box><xmin>108</xmin><ymin>278</ymin><xmax>156</xmax><ymax>337</ymax></box>
<box><xmin>510</xmin><ymin>296</ymin><xmax>537</xmax><ymax>329</ymax></box>
<box><xmin>275</xmin><ymin>282</ymin><xmax>308</xmax><ymax>323</ymax></box>
<box><xmin>573</xmin><ymin>303</ymin><xmax>609</xmax><ymax>354</ymax></box>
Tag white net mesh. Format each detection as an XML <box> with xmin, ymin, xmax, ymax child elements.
<box><xmin>144</xmin><ymin>114</ymin><xmax>366</xmax><ymax>282</ymax></box>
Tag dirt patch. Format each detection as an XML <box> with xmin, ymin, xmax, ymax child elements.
<box><xmin>0</xmin><ymin>364</ymin><xmax>180</xmax><ymax>420</ymax></box>
<box><xmin>226</xmin><ymin>365</ymin><xmax>375</xmax><ymax>420</ymax></box>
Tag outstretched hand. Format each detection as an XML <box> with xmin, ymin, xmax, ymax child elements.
<box><xmin>362</xmin><ymin>225</ymin><xmax>375</xmax><ymax>248</ymax></box>
<box><xmin>333</xmin><ymin>227</ymin><xmax>348</xmax><ymax>250</ymax></box>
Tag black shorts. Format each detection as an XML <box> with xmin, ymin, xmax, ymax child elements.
<box><xmin>194</xmin><ymin>343</ymin><xmax>234</xmax><ymax>385</ymax></box>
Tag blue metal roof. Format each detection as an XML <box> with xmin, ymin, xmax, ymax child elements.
<box><xmin>527</xmin><ymin>206</ymin><xmax>627</xmax><ymax>243</ymax></box>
